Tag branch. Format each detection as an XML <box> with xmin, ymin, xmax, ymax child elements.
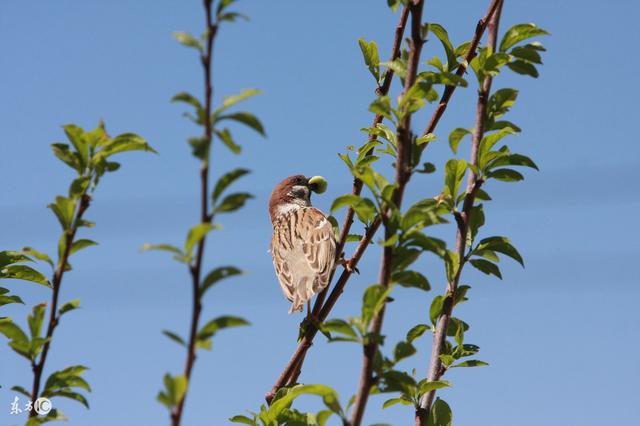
<box><xmin>415</xmin><ymin>1</ymin><xmax>504</xmax><ymax>424</ymax></box>
<box><xmin>170</xmin><ymin>1</ymin><xmax>218</xmax><ymax>425</ymax></box>
<box><xmin>29</xmin><ymin>193</ymin><xmax>91</xmax><ymax>417</ymax></box>
<box><xmin>421</xmin><ymin>0</ymin><xmax>503</xmax><ymax>138</ymax></box>
<box><xmin>350</xmin><ymin>1</ymin><xmax>425</xmax><ymax>424</ymax></box>
<box><xmin>270</xmin><ymin>6</ymin><xmax>411</xmax><ymax>396</ymax></box>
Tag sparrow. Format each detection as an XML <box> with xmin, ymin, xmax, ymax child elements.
<box><xmin>269</xmin><ymin>175</ymin><xmax>336</xmax><ymax>314</ymax></box>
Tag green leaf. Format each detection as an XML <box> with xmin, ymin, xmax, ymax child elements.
<box><xmin>0</xmin><ymin>289</ymin><xmax>24</xmax><ymax>307</ymax></box>
<box><xmin>162</xmin><ymin>330</ymin><xmax>186</xmax><ymax>346</ymax></box>
<box><xmin>215</xmin><ymin>89</ymin><xmax>262</xmax><ymax>115</ymax></box>
<box><xmin>185</xmin><ymin>223</ymin><xmax>218</xmax><ymax>255</ymax></box>
<box><xmin>487</xmin><ymin>168</ymin><xmax>524</xmax><ymax>182</ymax></box>
<box><xmin>448</xmin><ymin>128</ymin><xmax>472</xmax><ymax>154</ymax></box>
<box><xmin>429</xmin><ymin>295</ymin><xmax>445</xmax><ymax>326</ymax></box>
<box><xmin>21</xmin><ymin>247</ymin><xmax>53</xmax><ymax>268</ymax></box>
<box><xmin>201</xmin><ymin>266</ymin><xmax>242</xmax><ymax>295</ymax></box>
<box><xmin>215</xmin><ymin>128</ymin><xmax>241</xmax><ymax>154</ymax></box>
<box><xmin>427</xmin><ymin>398</ymin><xmax>452</xmax><ymax>426</ymax></box>
<box><xmin>188</xmin><ymin>136</ymin><xmax>210</xmax><ymax>160</ymax></box>
<box><xmin>171</xmin><ymin>91</ymin><xmax>203</xmax><ymax>111</ymax></box>
<box><xmin>70</xmin><ymin>239</ymin><xmax>98</xmax><ymax>255</ymax></box>
<box><xmin>469</xmin><ymin>258</ymin><xmax>502</xmax><ymax>279</ymax></box>
<box><xmin>140</xmin><ymin>243</ymin><xmax>188</xmax><ymax>263</ymax></box>
<box><xmin>362</xmin><ymin>284</ymin><xmax>392</xmax><ymax>327</ymax></box>
<box><xmin>69</xmin><ymin>176</ymin><xmax>91</xmax><ymax>199</ymax></box>
<box><xmin>330</xmin><ymin>194</ymin><xmax>377</xmax><ymax>224</ymax></box>
<box><xmin>214</xmin><ymin>192</ymin><xmax>254</xmax><ymax>213</ymax></box>
<box><xmin>28</xmin><ymin>304</ymin><xmax>46</xmax><ymax>339</ymax></box>
<box><xmin>476</xmin><ymin>236</ymin><xmax>524</xmax><ymax>266</ymax></box>
<box><xmin>382</xmin><ymin>397</ymin><xmax>412</xmax><ymax>409</ymax></box>
<box><xmin>197</xmin><ymin>316</ymin><xmax>250</xmax><ymax>348</ymax></box>
<box><xmin>0</xmin><ymin>265</ymin><xmax>51</xmax><ymax>287</ymax></box>
<box><xmin>11</xmin><ymin>385</ymin><xmax>31</xmax><ymax>397</ymax></box>
<box><xmin>158</xmin><ymin>373</ymin><xmax>188</xmax><ymax>408</ymax></box>
<box><xmin>393</xmin><ymin>341</ymin><xmax>416</xmax><ymax>363</ymax></box>
<box><xmin>488</xmin><ymin>153</ymin><xmax>538</xmax><ymax>171</ymax></box>
<box><xmin>369</xmin><ymin>96</ymin><xmax>392</xmax><ymax>121</ymax></box>
<box><xmin>500</xmin><ymin>23</ymin><xmax>549</xmax><ymax>52</ymax></box>
<box><xmin>0</xmin><ymin>318</ymin><xmax>30</xmax><ymax>359</ymax></box>
<box><xmin>418</xmin><ymin>379</ymin><xmax>451</xmax><ymax>394</ymax></box>
<box><xmin>51</xmin><ymin>143</ymin><xmax>81</xmax><ymax>172</ymax></box>
<box><xmin>59</xmin><ymin>299</ymin><xmax>81</xmax><ymax>315</ymax></box>
<box><xmin>443</xmin><ymin>159</ymin><xmax>467</xmax><ymax>199</ymax></box>
<box><xmin>217</xmin><ymin>112</ymin><xmax>266</xmax><ymax>136</ymax></box>
<box><xmin>95</xmin><ymin>133</ymin><xmax>156</xmax><ymax>161</ymax></box>
<box><xmin>173</xmin><ymin>31</ymin><xmax>203</xmax><ymax>50</ymax></box>
<box><xmin>451</xmin><ymin>359</ymin><xmax>489</xmax><ymax>368</ymax></box>
<box><xmin>426</xmin><ymin>23</ymin><xmax>457</xmax><ymax>70</ymax></box>
<box><xmin>406</xmin><ymin>324</ymin><xmax>430</xmax><ymax>343</ymax></box>
<box><xmin>63</xmin><ymin>124</ymin><xmax>89</xmax><ymax>166</ymax></box>
<box><xmin>391</xmin><ymin>270</ymin><xmax>430</xmax><ymax>291</ymax></box>
<box><xmin>507</xmin><ymin>60</ymin><xmax>539</xmax><ymax>77</ymax></box>
<box><xmin>229</xmin><ymin>415</ymin><xmax>256</xmax><ymax>425</ymax></box>
<box><xmin>0</xmin><ymin>250</ymin><xmax>32</xmax><ymax>268</ymax></box>
<box><xmin>48</xmin><ymin>196</ymin><xmax>76</xmax><ymax>230</ymax></box>
<box><xmin>212</xmin><ymin>168</ymin><xmax>251</xmax><ymax>202</ymax></box>
<box><xmin>321</xmin><ymin>319</ymin><xmax>358</xmax><ymax>341</ymax></box>
<box><xmin>358</xmin><ymin>38</ymin><xmax>380</xmax><ymax>81</ymax></box>
<box><xmin>269</xmin><ymin>384</ymin><xmax>343</xmax><ymax>420</ymax></box>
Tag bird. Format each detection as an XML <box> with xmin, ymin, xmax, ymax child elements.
<box><xmin>268</xmin><ymin>175</ymin><xmax>336</xmax><ymax>314</ymax></box>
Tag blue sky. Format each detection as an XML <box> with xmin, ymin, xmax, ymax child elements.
<box><xmin>1</xmin><ymin>0</ymin><xmax>639</xmax><ymax>425</ymax></box>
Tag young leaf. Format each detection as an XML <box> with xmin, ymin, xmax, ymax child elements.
<box><xmin>173</xmin><ymin>32</ymin><xmax>203</xmax><ymax>51</ymax></box>
<box><xmin>215</xmin><ymin>128</ymin><xmax>241</xmax><ymax>154</ymax></box>
<box><xmin>500</xmin><ymin>23</ymin><xmax>549</xmax><ymax>52</ymax></box>
<box><xmin>201</xmin><ymin>266</ymin><xmax>242</xmax><ymax>295</ymax></box>
<box><xmin>214</xmin><ymin>192</ymin><xmax>253</xmax><ymax>213</ymax></box>
<box><xmin>358</xmin><ymin>38</ymin><xmax>380</xmax><ymax>81</ymax></box>
<box><xmin>0</xmin><ymin>265</ymin><xmax>51</xmax><ymax>287</ymax></box>
<box><xmin>184</xmin><ymin>223</ymin><xmax>218</xmax><ymax>255</ymax></box>
<box><xmin>212</xmin><ymin>168</ymin><xmax>251</xmax><ymax>202</ymax></box>
<box><xmin>70</xmin><ymin>239</ymin><xmax>98</xmax><ymax>255</ymax></box>
<box><xmin>469</xmin><ymin>258</ymin><xmax>502</xmax><ymax>279</ymax></box>
<box><xmin>448</xmin><ymin>128</ymin><xmax>472</xmax><ymax>154</ymax></box>
<box><xmin>217</xmin><ymin>112</ymin><xmax>266</xmax><ymax>136</ymax></box>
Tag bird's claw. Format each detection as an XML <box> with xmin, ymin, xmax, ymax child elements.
<box><xmin>337</xmin><ymin>257</ymin><xmax>359</xmax><ymax>274</ymax></box>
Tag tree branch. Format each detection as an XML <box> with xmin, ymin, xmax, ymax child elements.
<box><xmin>170</xmin><ymin>1</ymin><xmax>218</xmax><ymax>424</ymax></box>
<box><xmin>415</xmin><ymin>2</ymin><xmax>504</xmax><ymax>424</ymax></box>
<box><xmin>29</xmin><ymin>193</ymin><xmax>91</xmax><ymax>417</ymax></box>
<box><xmin>349</xmin><ymin>1</ymin><xmax>425</xmax><ymax>424</ymax></box>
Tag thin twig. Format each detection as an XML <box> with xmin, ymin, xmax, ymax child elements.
<box><xmin>415</xmin><ymin>2</ymin><xmax>504</xmax><ymax>424</ymax></box>
<box><xmin>349</xmin><ymin>1</ymin><xmax>425</xmax><ymax>424</ymax></box>
<box><xmin>421</xmin><ymin>0</ymin><xmax>503</xmax><ymax>138</ymax></box>
<box><xmin>170</xmin><ymin>1</ymin><xmax>218</xmax><ymax>424</ymax></box>
<box><xmin>29</xmin><ymin>193</ymin><xmax>91</xmax><ymax>417</ymax></box>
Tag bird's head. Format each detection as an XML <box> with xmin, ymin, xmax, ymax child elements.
<box><xmin>268</xmin><ymin>175</ymin><xmax>328</xmax><ymax>222</ymax></box>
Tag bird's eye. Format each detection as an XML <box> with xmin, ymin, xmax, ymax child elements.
<box><xmin>290</xmin><ymin>185</ymin><xmax>309</xmax><ymax>199</ymax></box>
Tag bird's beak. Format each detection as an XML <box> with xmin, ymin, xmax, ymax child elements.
<box><xmin>308</xmin><ymin>175</ymin><xmax>328</xmax><ymax>194</ymax></box>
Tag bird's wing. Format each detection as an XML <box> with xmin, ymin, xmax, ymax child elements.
<box><xmin>271</xmin><ymin>207</ymin><xmax>337</xmax><ymax>312</ymax></box>
<box><xmin>298</xmin><ymin>207</ymin><xmax>337</xmax><ymax>294</ymax></box>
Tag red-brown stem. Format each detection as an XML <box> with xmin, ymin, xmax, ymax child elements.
<box><xmin>415</xmin><ymin>2</ymin><xmax>503</xmax><ymax>424</ymax></box>
<box><xmin>349</xmin><ymin>2</ymin><xmax>425</xmax><ymax>424</ymax></box>
<box><xmin>170</xmin><ymin>1</ymin><xmax>217</xmax><ymax>425</ymax></box>
<box><xmin>280</xmin><ymin>6</ymin><xmax>411</xmax><ymax>391</ymax></box>
<box><xmin>29</xmin><ymin>193</ymin><xmax>91</xmax><ymax>417</ymax></box>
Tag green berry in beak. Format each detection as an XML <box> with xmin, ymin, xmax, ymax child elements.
<box><xmin>308</xmin><ymin>175</ymin><xmax>328</xmax><ymax>194</ymax></box>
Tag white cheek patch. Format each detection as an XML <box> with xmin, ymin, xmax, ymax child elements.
<box><xmin>277</xmin><ymin>203</ymin><xmax>302</xmax><ymax>216</ymax></box>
